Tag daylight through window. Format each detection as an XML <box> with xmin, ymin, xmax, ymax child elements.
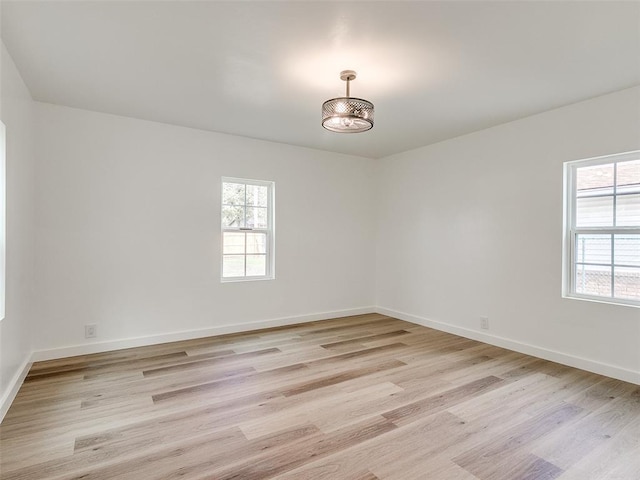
<box><xmin>221</xmin><ymin>177</ymin><xmax>274</xmax><ymax>281</ymax></box>
<box><xmin>564</xmin><ymin>151</ymin><xmax>640</xmax><ymax>306</ymax></box>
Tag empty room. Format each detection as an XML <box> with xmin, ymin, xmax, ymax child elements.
<box><xmin>1</xmin><ymin>1</ymin><xmax>639</xmax><ymax>479</ymax></box>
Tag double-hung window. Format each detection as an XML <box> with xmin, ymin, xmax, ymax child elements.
<box><xmin>564</xmin><ymin>151</ymin><xmax>640</xmax><ymax>306</ymax></box>
<box><xmin>221</xmin><ymin>177</ymin><xmax>274</xmax><ymax>281</ymax></box>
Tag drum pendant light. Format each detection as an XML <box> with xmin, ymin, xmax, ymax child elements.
<box><xmin>322</xmin><ymin>70</ymin><xmax>374</xmax><ymax>133</ymax></box>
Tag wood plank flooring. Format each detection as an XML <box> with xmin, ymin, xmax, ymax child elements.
<box><xmin>1</xmin><ymin>314</ymin><xmax>639</xmax><ymax>479</ymax></box>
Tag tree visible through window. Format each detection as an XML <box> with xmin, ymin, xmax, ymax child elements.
<box><xmin>221</xmin><ymin>177</ymin><xmax>274</xmax><ymax>281</ymax></box>
<box><xmin>564</xmin><ymin>152</ymin><xmax>640</xmax><ymax>306</ymax></box>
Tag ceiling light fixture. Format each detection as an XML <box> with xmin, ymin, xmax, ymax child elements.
<box><xmin>322</xmin><ymin>70</ymin><xmax>374</xmax><ymax>133</ymax></box>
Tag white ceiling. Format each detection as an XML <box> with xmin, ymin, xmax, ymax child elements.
<box><xmin>2</xmin><ymin>1</ymin><xmax>639</xmax><ymax>159</ymax></box>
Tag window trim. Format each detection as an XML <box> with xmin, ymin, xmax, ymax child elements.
<box><xmin>220</xmin><ymin>176</ymin><xmax>275</xmax><ymax>282</ymax></box>
<box><xmin>0</xmin><ymin>122</ymin><xmax>5</xmax><ymax>321</ymax></box>
<box><xmin>563</xmin><ymin>150</ymin><xmax>640</xmax><ymax>308</ymax></box>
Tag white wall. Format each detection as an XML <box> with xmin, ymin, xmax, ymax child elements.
<box><xmin>33</xmin><ymin>103</ymin><xmax>376</xmax><ymax>355</ymax></box>
<box><xmin>376</xmin><ymin>86</ymin><xmax>640</xmax><ymax>383</ymax></box>
<box><xmin>0</xmin><ymin>43</ymin><xmax>35</xmax><ymax>417</ymax></box>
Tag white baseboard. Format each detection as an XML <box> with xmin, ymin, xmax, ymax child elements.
<box><xmin>30</xmin><ymin>306</ymin><xmax>376</xmax><ymax>362</ymax></box>
<box><xmin>376</xmin><ymin>306</ymin><xmax>640</xmax><ymax>386</ymax></box>
<box><xmin>0</xmin><ymin>357</ymin><xmax>32</xmax><ymax>423</ymax></box>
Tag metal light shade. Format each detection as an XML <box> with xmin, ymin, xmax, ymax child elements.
<box><xmin>322</xmin><ymin>70</ymin><xmax>374</xmax><ymax>133</ymax></box>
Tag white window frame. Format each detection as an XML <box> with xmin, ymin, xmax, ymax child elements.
<box><xmin>0</xmin><ymin>122</ymin><xmax>5</xmax><ymax>321</ymax></box>
<box><xmin>221</xmin><ymin>177</ymin><xmax>275</xmax><ymax>282</ymax></box>
<box><xmin>563</xmin><ymin>150</ymin><xmax>640</xmax><ymax>308</ymax></box>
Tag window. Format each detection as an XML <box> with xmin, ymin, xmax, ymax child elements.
<box><xmin>564</xmin><ymin>151</ymin><xmax>640</xmax><ymax>306</ymax></box>
<box><xmin>0</xmin><ymin>122</ymin><xmax>4</xmax><ymax>321</ymax></box>
<box><xmin>221</xmin><ymin>177</ymin><xmax>274</xmax><ymax>281</ymax></box>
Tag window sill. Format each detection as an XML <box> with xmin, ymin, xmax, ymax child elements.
<box><xmin>221</xmin><ymin>276</ymin><xmax>275</xmax><ymax>283</ymax></box>
<box><xmin>563</xmin><ymin>293</ymin><xmax>640</xmax><ymax>309</ymax></box>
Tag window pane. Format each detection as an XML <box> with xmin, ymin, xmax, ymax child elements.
<box><xmin>575</xmin><ymin>234</ymin><xmax>611</xmax><ymax>265</ymax></box>
<box><xmin>222</xmin><ymin>205</ymin><xmax>244</xmax><ymax>227</ymax></box>
<box><xmin>246</xmin><ymin>184</ymin><xmax>268</xmax><ymax>207</ymax></box>
<box><xmin>614</xmin><ymin>234</ymin><xmax>640</xmax><ymax>267</ymax></box>
<box><xmin>575</xmin><ymin>264</ymin><xmax>611</xmax><ymax>297</ymax></box>
<box><xmin>246</xmin><ymin>233</ymin><xmax>266</xmax><ymax>254</ymax></box>
<box><xmin>576</xmin><ymin>196</ymin><xmax>613</xmax><ymax>227</ymax></box>
<box><xmin>616</xmin><ymin>194</ymin><xmax>640</xmax><ymax>227</ymax></box>
<box><xmin>246</xmin><ymin>255</ymin><xmax>266</xmax><ymax>276</ymax></box>
<box><xmin>222</xmin><ymin>182</ymin><xmax>245</xmax><ymax>205</ymax></box>
<box><xmin>617</xmin><ymin>159</ymin><xmax>640</xmax><ymax>195</ymax></box>
<box><xmin>222</xmin><ymin>255</ymin><xmax>245</xmax><ymax>277</ymax></box>
<box><xmin>576</xmin><ymin>164</ymin><xmax>614</xmax><ymax>197</ymax></box>
<box><xmin>246</xmin><ymin>207</ymin><xmax>267</xmax><ymax>228</ymax></box>
<box><xmin>223</xmin><ymin>232</ymin><xmax>245</xmax><ymax>254</ymax></box>
<box><xmin>614</xmin><ymin>266</ymin><xmax>640</xmax><ymax>300</ymax></box>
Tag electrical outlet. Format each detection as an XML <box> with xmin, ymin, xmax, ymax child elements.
<box><xmin>85</xmin><ymin>324</ymin><xmax>97</xmax><ymax>338</ymax></box>
<box><xmin>480</xmin><ymin>316</ymin><xmax>489</xmax><ymax>330</ymax></box>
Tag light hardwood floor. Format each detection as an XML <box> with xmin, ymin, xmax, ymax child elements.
<box><xmin>1</xmin><ymin>314</ymin><xmax>639</xmax><ymax>480</ymax></box>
